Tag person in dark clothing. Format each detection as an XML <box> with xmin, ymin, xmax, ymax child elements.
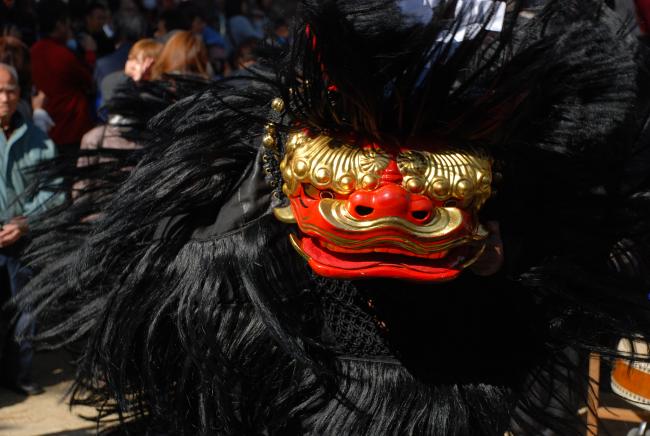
<box><xmin>225</xmin><ymin>0</ymin><xmax>264</xmax><ymax>49</ymax></box>
<box><xmin>94</xmin><ymin>12</ymin><xmax>147</xmax><ymax>93</ymax></box>
<box><xmin>154</xmin><ymin>10</ymin><xmax>182</xmax><ymax>40</ymax></box>
<box><xmin>82</xmin><ymin>2</ymin><xmax>114</xmax><ymax>58</ymax></box>
<box><xmin>178</xmin><ymin>1</ymin><xmax>207</xmax><ymax>34</ymax></box>
<box><xmin>95</xmin><ymin>12</ymin><xmax>147</xmax><ymax>110</ymax></box>
<box><xmin>0</xmin><ymin>0</ymin><xmax>37</xmax><ymax>46</ymax></box>
<box><xmin>178</xmin><ymin>0</ymin><xmax>227</xmax><ymax>72</ymax></box>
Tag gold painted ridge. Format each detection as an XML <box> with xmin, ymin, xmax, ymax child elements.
<box><xmin>289</xmin><ymin>233</ymin><xmax>310</xmax><ymax>261</ymax></box>
<box><xmin>273</xmin><ymin>205</ymin><xmax>297</xmax><ymax>223</ymax></box>
<box><xmin>318</xmin><ymin>199</ymin><xmax>464</xmax><ymax>238</ymax></box>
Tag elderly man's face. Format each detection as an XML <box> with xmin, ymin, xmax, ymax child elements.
<box><xmin>0</xmin><ymin>68</ymin><xmax>19</xmax><ymax>123</ymax></box>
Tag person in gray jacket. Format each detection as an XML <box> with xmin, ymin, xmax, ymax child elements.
<box><xmin>0</xmin><ymin>62</ymin><xmax>58</xmax><ymax>396</ymax></box>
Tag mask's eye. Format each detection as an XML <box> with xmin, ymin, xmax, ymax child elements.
<box><xmin>303</xmin><ymin>184</ymin><xmax>321</xmax><ymax>199</ymax></box>
<box><xmin>303</xmin><ymin>184</ymin><xmax>336</xmax><ymax>200</ymax></box>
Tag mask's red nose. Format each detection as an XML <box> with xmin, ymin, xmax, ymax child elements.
<box><xmin>347</xmin><ymin>183</ymin><xmax>434</xmax><ymax>224</ymax></box>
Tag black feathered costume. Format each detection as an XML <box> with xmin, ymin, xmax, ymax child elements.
<box><xmin>17</xmin><ymin>0</ymin><xmax>650</xmax><ymax>434</ymax></box>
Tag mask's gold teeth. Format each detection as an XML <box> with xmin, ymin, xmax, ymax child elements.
<box><xmin>289</xmin><ymin>233</ymin><xmax>310</xmax><ymax>260</ymax></box>
<box><xmin>273</xmin><ymin>205</ymin><xmax>297</xmax><ymax>223</ymax></box>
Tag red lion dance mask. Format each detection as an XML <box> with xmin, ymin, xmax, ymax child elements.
<box><xmin>273</xmin><ymin>131</ymin><xmax>492</xmax><ymax>282</ymax></box>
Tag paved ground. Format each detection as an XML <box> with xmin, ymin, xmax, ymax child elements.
<box><xmin>0</xmin><ymin>350</ymin><xmax>106</xmax><ymax>436</ymax></box>
<box><xmin>0</xmin><ymin>351</ymin><xmax>644</xmax><ymax>435</ymax></box>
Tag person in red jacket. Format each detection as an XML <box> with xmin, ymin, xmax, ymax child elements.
<box><xmin>31</xmin><ymin>0</ymin><xmax>94</xmax><ymax>152</ymax></box>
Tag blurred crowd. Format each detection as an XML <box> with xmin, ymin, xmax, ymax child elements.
<box><xmin>0</xmin><ymin>0</ymin><xmax>293</xmax><ymax>150</ymax></box>
<box><xmin>0</xmin><ymin>0</ymin><xmax>294</xmax><ymax>397</ymax></box>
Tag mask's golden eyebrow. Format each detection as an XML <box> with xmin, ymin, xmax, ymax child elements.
<box><xmin>280</xmin><ymin>131</ymin><xmax>492</xmax><ymax>210</ymax></box>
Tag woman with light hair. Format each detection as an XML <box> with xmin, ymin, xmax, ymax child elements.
<box><xmin>124</xmin><ymin>38</ymin><xmax>164</xmax><ymax>82</ymax></box>
<box><xmin>151</xmin><ymin>30</ymin><xmax>210</xmax><ymax>80</ymax></box>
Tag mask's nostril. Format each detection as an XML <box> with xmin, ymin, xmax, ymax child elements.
<box><xmin>411</xmin><ymin>210</ymin><xmax>429</xmax><ymax>220</ymax></box>
<box><xmin>355</xmin><ymin>206</ymin><xmax>374</xmax><ymax>216</ymax></box>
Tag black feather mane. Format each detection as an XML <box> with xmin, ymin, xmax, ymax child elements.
<box><xmin>14</xmin><ymin>1</ymin><xmax>650</xmax><ymax>435</ymax></box>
